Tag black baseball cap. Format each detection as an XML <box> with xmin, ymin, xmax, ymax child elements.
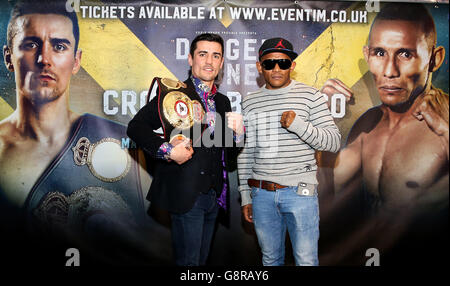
<box><xmin>258</xmin><ymin>37</ymin><xmax>298</xmax><ymax>61</ymax></box>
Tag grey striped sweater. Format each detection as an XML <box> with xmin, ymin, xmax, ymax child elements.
<box><xmin>237</xmin><ymin>80</ymin><xmax>341</xmax><ymax>206</ymax></box>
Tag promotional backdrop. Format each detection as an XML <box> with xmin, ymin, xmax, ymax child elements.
<box><xmin>0</xmin><ymin>0</ymin><xmax>448</xmax><ymax>266</ymax></box>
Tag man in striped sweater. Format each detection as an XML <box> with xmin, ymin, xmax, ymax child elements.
<box><xmin>237</xmin><ymin>38</ymin><xmax>341</xmax><ymax>266</ymax></box>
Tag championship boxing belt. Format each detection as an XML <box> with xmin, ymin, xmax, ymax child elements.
<box><xmin>25</xmin><ymin>114</ymin><xmax>146</xmax><ymax>234</ymax></box>
<box><xmin>150</xmin><ymin>77</ymin><xmax>206</xmax><ymax>144</ymax></box>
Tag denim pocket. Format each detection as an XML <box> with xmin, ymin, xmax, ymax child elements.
<box><xmin>250</xmin><ymin>187</ymin><xmax>260</xmax><ymax>199</ymax></box>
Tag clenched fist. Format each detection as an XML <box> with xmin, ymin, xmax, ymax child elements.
<box><xmin>226</xmin><ymin>112</ymin><xmax>245</xmax><ymax>135</ymax></box>
<box><xmin>412</xmin><ymin>89</ymin><xmax>449</xmax><ymax>159</ymax></box>
<box><xmin>169</xmin><ymin>136</ymin><xmax>193</xmax><ymax>165</ymax></box>
<box><xmin>413</xmin><ymin>90</ymin><xmax>449</xmax><ymax>136</ymax></box>
<box><xmin>280</xmin><ymin>110</ymin><xmax>296</xmax><ymax>128</ymax></box>
<box><xmin>320</xmin><ymin>78</ymin><xmax>353</xmax><ymax>108</ymax></box>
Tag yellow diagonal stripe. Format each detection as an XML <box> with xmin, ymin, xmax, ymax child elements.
<box><xmin>78</xmin><ymin>14</ymin><xmax>177</xmax><ymax>93</ymax></box>
<box><xmin>293</xmin><ymin>6</ymin><xmax>376</xmax><ymax>89</ymax></box>
<box><xmin>0</xmin><ymin>97</ymin><xmax>14</xmax><ymax>120</ymax></box>
<box><xmin>216</xmin><ymin>2</ymin><xmax>235</xmax><ymax>28</ymax></box>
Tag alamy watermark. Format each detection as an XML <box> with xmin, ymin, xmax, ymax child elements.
<box><xmin>65</xmin><ymin>248</ymin><xmax>80</xmax><ymax>266</ymax></box>
<box><xmin>365</xmin><ymin>248</ymin><xmax>380</xmax><ymax>266</ymax></box>
<box><xmin>65</xmin><ymin>0</ymin><xmax>80</xmax><ymax>12</ymax></box>
<box><xmin>365</xmin><ymin>0</ymin><xmax>380</xmax><ymax>13</ymax></box>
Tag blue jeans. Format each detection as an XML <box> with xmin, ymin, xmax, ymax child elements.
<box><xmin>251</xmin><ymin>186</ymin><xmax>320</xmax><ymax>266</ymax></box>
<box><xmin>170</xmin><ymin>189</ymin><xmax>219</xmax><ymax>266</ymax></box>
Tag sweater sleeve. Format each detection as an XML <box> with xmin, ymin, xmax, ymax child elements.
<box><xmin>286</xmin><ymin>90</ymin><xmax>341</xmax><ymax>153</ymax></box>
<box><xmin>237</xmin><ymin>110</ymin><xmax>256</xmax><ymax>206</ymax></box>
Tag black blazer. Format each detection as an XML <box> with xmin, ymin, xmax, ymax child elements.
<box><xmin>127</xmin><ymin>78</ymin><xmax>241</xmax><ymax>214</ymax></box>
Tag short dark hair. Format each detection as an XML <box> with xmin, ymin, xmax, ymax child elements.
<box><xmin>7</xmin><ymin>0</ymin><xmax>80</xmax><ymax>53</ymax></box>
<box><xmin>189</xmin><ymin>33</ymin><xmax>224</xmax><ymax>57</ymax></box>
<box><xmin>370</xmin><ymin>3</ymin><xmax>436</xmax><ymax>50</ymax></box>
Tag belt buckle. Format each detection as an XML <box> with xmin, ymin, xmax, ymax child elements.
<box><xmin>271</xmin><ymin>182</ymin><xmax>277</xmax><ymax>191</ymax></box>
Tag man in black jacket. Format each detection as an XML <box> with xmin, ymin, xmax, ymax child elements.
<box><xmin>127</xmin><ymin>33</ymin><xmax>244</xmax><ymax>266</ymax></box>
